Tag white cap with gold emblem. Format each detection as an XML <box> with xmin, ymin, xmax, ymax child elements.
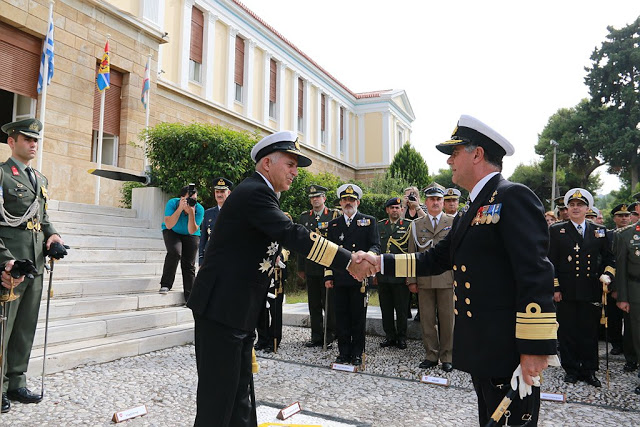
<box><xmin>251</xmin><ymin>130</ymin><xmax>312</xmax><ymax>167</ymax></box>
<box><xmin>564</xmin><ymin>188</ymin><xmax>594</xmax><ymax>210</ymax></box>
<box><xmin>337</xmin><ymin>183</ymin><xmax>362</xmax><ymax>200</ymax></box>
<box><xmin>436</xmin><ymin>115</ymin><xmax>515</xmax><ymax>157</ymax></box>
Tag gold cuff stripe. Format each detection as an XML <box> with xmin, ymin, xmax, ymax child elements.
<box><xmin>394</xmin><ymin>254</ymin><xmax>416</xmax><ymax>278</ymax></box>
<box><xmin>605</xmin><ymin>266</ymin><xmax>616</xmax><ymax>276</ymax></box>
<box><xmin>324</xmin><ymin>270</ymin><xmax>333</xmax><ymax>277</ymax></box>
<box><xmin>307</xmin><ymin>233</ymin><xmax>339</xmax><ymax>267</ymax></box>
<box><xmin>554</xmin><ymin>278</ymin><xmax>559</xmax><ymax>287</ymax></box>
<box><xmin>515</xmin><ymin>322</ymin><xmax>558</xmax><ymax>340</ymax></box>
<box><xmin>516</xmin><ymin>317</ymin><xmax>557</xmax><ymax>323</ymax></box>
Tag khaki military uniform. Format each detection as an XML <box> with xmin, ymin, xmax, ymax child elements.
<box><xmin>408</xmin><ymin>213</ymin><xmax>455</xmax><ymax>364</ymax></box>
<box><xmin>377</xmin><ymin>218</ymin><xmax>411</xmax><ymax>342</ymax></box>
<box><xmin>0</xmin><ymin>157</ymin><xmax>58</xmax><ymax>393</ymax></box>
<box><xmin>614</xmin><ymin>222</ymin><xmax>640</xmax><ymax>363</ymax></box>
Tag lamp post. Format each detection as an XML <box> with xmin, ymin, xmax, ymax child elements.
<box><xmin>550</xmin><ymin>140</ymin><xmax>559</xmax><ymax>210</ymax></box>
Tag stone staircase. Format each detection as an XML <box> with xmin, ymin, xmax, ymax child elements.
<box><xmin>24</xmin><ymin>200</ymin><xmax>194</xmax><ymax>377</ymax></box>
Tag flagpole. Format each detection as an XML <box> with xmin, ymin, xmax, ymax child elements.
<box><xmin>37</xmin><ymin>0</ymin><xmax>55</xmax><ymax>171</ymax></box>
<box><xmin>144</xmin><ymin>54</ymin><xmax>151</xmax><ymax>170</ymax></box>
<box><xmin>94</xmin><ymin>34</ymin><xmax>110</xmax><ymax>205</ymax></box>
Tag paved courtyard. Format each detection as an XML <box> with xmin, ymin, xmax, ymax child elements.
<box><xmin>3</xmin><ymin>325</ymin><xmax>640</xmax><ymax>426</ymax></box>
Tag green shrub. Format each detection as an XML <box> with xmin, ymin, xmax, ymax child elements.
<box><xmin>120</xmin><ymin>182</ymin><xmax>146</xmax><ymax>208</ymax></box>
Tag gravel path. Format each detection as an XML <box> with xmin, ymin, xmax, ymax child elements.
<box><xmin>2</xmin><ymin>325</ymin><xmax>640</xmax><ymax>426</ymax></box>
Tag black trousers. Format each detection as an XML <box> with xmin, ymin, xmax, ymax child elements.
<box><xmin>256</xmin><ymin>292</ymin><xmax>284</xmax><ymax>347</ymax></box>
<box><xmin>378</xmin><ymin>281</ymin><xmax>410</xmax><ymax>341</ymax></box>
<box><xmin>472</xmin><ymin>376</ymin><xmax>540</xmax><ymax>426</ymax></box>
<box><xmin>193</xmin><ymin>314</ymin><xmax>256</xmax><ymax>427</ymax></box>
<box><xmin>161</xmin><ymin>229</ymin><xmax>199</xmax><ymax>300</ymax></box>
<box><xmin>557</xmin><ymin>300</ymin><xmax>600</xmax><ymax>375</ymax></box>
<box><xmin>605</xmin><ymin>293</ymin><xmax>623</xmax><ymax>347</ymax></box>
<box><xmin>307</xmin><ymin>275</ymin><xmax>335</xmax><ymax>342</ymax></box>
<box><xmin>334</xmin><ymin>285</ymin><xmax>367</xmax><ymax>358</ymax></box>
<box><xmin>623</xmin><ymin>311</ymin><xmax>637</xmax><ymax>365</ymax></box>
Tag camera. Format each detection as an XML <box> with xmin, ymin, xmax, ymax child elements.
<box><xmin>187</xmin><ymin>183</ymin><xmax>197</xmax><ymax>207</ymax></box>
<box><xmin>408</xmin><ymin>193</ymin><xmax>417</xmax><ymax>202</ymax></box>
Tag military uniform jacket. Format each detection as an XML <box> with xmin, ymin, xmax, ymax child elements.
<box><xmin>377</xmin><ymin>218</ymin><xmax>411</xmax><ymax>285</ymax></box>
<box><xmin>199</xmin><ymin>205</ymin><xmax>220</xmax><ymax>262</ymax></box>
<box><xmin>188</xmin><ymin>172</ymin><xmax>352</xmax><ymax>332</ymax></box>
<box><xmin>297</xmin><ymin>207</ymin><xmax>340</xmax><ymax>277</ymax></box>
<box><xmin>549</xmin><ymin>220</ymin><xmax>615</xmax><ymax>302</ymax></box>
<box><xmin>0</xmin><ymin>158</ymin><xmax>57</xmax><ymax>274</ymax></box>
<box><xmin>614</xmin><ymin>222</ymin><xmax>640</xmax><ymax>303</ymax></box>
<box><xmin>324</xmin><ymin>211</ymin><xmax>380</xmax><ymax>287</ymax></box>
<box><xmin>381</xmin><ymin>174</ymin><xmax>557</xmax><ymax>378</ymax></box>
<box><xmin>408</xmin><ymin>214</ymin><xmax>454</xmax><ymax>289</ymax></box>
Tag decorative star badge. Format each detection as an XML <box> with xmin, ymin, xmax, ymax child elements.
<box><xmin>339</xmin><ymin>233</ymin><xmax>345</xmax><ymax>241</ymax></box>
<box><xmin>266</xmin><ymin>242</ymin><xmax>279</xmax><ymax>256</ymax></box>
<box><xmin>259</xmin><ymin>258</ymin><xmax>272</xmax><ymax>273</ymax></box>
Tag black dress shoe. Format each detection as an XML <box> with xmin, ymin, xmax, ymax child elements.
<box><xmin>396</xmin><ymin>340</ymin><xmax>407</xmax><ymax>350</ymax></box>
<box><xmin>611</xmin><ymin>346</ymin><xmax>623</xmax><ymax>355</ymax></box>
<box><xmin>624</xmin><ymin>362</ymin><xmax>638</xmax><ymax>372</ymax></box>
<box><xmin>351</xmin><ymin>356</ymin><xmax>362</xmax><ymax>366</ymax></box>
<box><xmin>583</xmin><ymin>373</ymin><xmax>601</xmax><ymax>388</ymax></box>
<box><xmin>304</xmin><ymin>340</ymin><xmax>323</xmax><ymax>348</ymax></box>
<box><xmin>564</xmin><ymin>373</ymin><xmax>578</xmax><ymax>384</ymax></box>
<box><xmin>442</xmin><ymin>362</ymin><xmax>453</xmax><ymax>372</ymax></box>
<box><xmin>635</xmin><ymin>385</ymin><xmax>640</xmax><ymax>395</ymax></box>
<box><xmin>1</xmin><ymin>393</ymin><xmax>9</xmax><ymax>413</ymax></box>
<box><xmin>7</xmin><ymin>387</ymin><xmax>42</xmax><ymax>403</ymax></box>
<box><xmin>335</xmin><ymin>355</ymin><xmax>350</xmax><ymax>364</ymax></box>
<box><xmin>413</xmin><ymin>313</ymin><xmax>420</xmax><ymax>322</ymax></box>
<box><xmin>380</xmin><ymin>339</ymin><xmax>397</xmax><ymax>348</ymax></box>
<box><xmin>419</xmin><ymin>359</ymin><xmax>438</xmax><ymax>369</ymax></box>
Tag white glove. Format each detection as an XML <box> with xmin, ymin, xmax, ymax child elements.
<box><xmin>510</xmin><ymin>364</ymin><xmax>539</xmax><ymax>400</ymax></box>
<box><xmin>600</xmin><ymin>274</ymin><xmax>612</xmax><ymax>285</ymax></box>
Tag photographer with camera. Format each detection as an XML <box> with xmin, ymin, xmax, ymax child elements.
<box><xmin>159</xmin><ymin>184</ymin><xmax>204</xmax><ymax>302</ymax></box>
<box><xmin>403</xmin><ymin>186</ymin><xmax>426</xmax><ymax>221</ymax></box>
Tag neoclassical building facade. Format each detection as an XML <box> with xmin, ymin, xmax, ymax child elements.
<box><xmin>0</xmin><ymin>0</ymin><xmax>414</xmax><ymax>205</ymax></box>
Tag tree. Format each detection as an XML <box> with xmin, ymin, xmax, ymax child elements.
<box><xmin>585</xmin><ymin>17</ymin><xmax>640</xmax><ymax>190</ymax></box>
<box><xmin>535</xmin><ymin>100</ymin><xmax>605</xmax><ymax>192</ymax></box>
<box><xmin>387</xmin><ymin>143</ymin><xmax>430</xmax><ymax>189</ymax></box>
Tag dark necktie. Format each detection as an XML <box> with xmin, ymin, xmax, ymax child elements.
<box><xmin>26</xmin><ymin>167</ymin><xmax>37</xmax><ymax>190</ymax></box>
<box><xmin>576</xmin><ymin>224</ymin><xmax>583</xmax><ymax>238</ymax></box>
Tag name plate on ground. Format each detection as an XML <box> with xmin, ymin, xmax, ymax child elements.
<box><xmin>331</xmin><ymin>363</ymin><xmax>358</xmax><ymax>373</ymax></box>
<box><xmin>421</xmin><ymin>375</ymin><xmax>449</xmax><ymax>386</ymax></box>
<box><xmin>540</xmin><ymin>392</ymin><xmax>566</xmax><ymax>403</ymax></box>
<box><xmin>276</xmin><ymin>401</ymin><xmax>302</xmax><ymax>420</ymax></box>
<box><xmin>112</xmin><ymin>405</ymin><xmax>148</xmax><ymax>423</ymax></box>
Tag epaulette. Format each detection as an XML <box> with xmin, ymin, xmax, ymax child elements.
<box><xmin>615</xmin><ymin>223</ymin><xmax>634</xmax><ymax>233</ymax></box>
<box><xmin>378</xmin><ymin>218</ymin><xmax>387</xmax><ymax>224</ymax></box>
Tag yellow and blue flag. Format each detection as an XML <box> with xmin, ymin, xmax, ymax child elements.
<box><xmin>97</xmin><ymin>40</ymin><xmax>110</xmax><ymax>92</ymax></box>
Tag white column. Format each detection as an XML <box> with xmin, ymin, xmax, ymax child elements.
<box><xmin>277</xmin><ymin>62</ymin><xmax>286</xmax><ymax>131</ymax></box>
<box><xmin>203</xmin><ymin>12</ymin><xmax>217</xmax><ymax>101</ymax></box>
<box><xmin>334</xmin><ymin>101</ymin><xmax>341</xmax><ymax>157</ymax></box>
<box><xmin>262</xmin><ymin>52</ymin><xmax>271</xmax><ymax>124</ymax></box>
<box><xmin>382</xmin><ymin>110</ymin><xmax>390</xmax><ymax>164</ymax></box>
<box><xmin>226</xmin><ymin>27</ymin><xmax>238</xmax><ymax>109</ymax></box>
<box><xmin>303</xmin><ymin>80</ymin><xmax>310</xmax><ymax>138</ymax></box>
<box><xmin>244</xmin><ymin>39</ymin><xmax>255</xmax><ymax>117</ymax></box>
<box><xmin>316</xmin><ymin>88</ymin><xmax>322</xmax><ymax>149</ymax></box>
<box><xmin>180</xmin><ymin>0</ymin><xmax>194</xmax><ymax>89</ymax></box>
<box><xmin>358</xmin><ymin>113</ymin><xmax>365</xmax><ymax>165</ymax></box>
<box><xmin>325</xmin><ymin>95</ymin><xmax>332</xmax><ymax>154</ymax></box>
<box><xmin>344</xmin><ymin>110</ymin><xmax>350</xmax><ymax>162</ymax></box>
<box><xmin>291</xmin><ymin>72</ymin><xmax>299</xmax><ymax>134</ymax></box>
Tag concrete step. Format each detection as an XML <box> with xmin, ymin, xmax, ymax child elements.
<box><xmin>49</xmin><ymin>200</ymin><xmax>138</xmax><ymax>218</ymax></box>
<box><xmin>64</xmin><ymin>234</ymin><xmax>166</xmax><ymax>250</ymax></box>
<box><xmin>62</xmin><ymin>248</ymin><xmax>166</xmax><ymax>263</ymax></box>
<box><xmin>38</xmin><ymin>291</ymin><xmax>187</xmax><ymax>321</ymax></box>
<box><xmin>27</xmin><ymin>323</ymin><xmax>194</xmax><ymax>376</ymax></box>
<box><xmin>32</xmin><ymin>306</ymin><xmax>193</xmax><ymax>349</ymax></box>
<box><xmin>44</xmin><ymin>276</ymin><xmax>183</xmax><ymax>299</ymax></box>
<box><xmin>55</xmin><ymin>222</ymin><xmax>160</xmax><ymax>239</ymax></box>
<box><xmin>52</xmin><ymin>261</ymin><xmax>170</xmax><ymax>280</ymax></box>
<box><xmin>47</xmin><ymin>210</ymin><xmax>151</xmax><ymax>228</ymax></box>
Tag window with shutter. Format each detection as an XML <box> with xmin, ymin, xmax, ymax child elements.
<box><xmin>0</xmin><ymin>21</ymin><xmax>40</xmax><ymax>99</ymax></box>
<box><xmin>234</xmin><ymin>36</ymin><xmax>244</xmax><ymax>102</ymax></box>
<box><xmin>269</xmin><ymin>59</ymin><xmax>277</xmax><ymax>118</ymax></box>
<box><xmin>297</xmin><ymin>77</ymin><xmax>304</xmax><ymax>132</ymax></box>
<box><xmin>92</xmin><ymin>67</ymin><xmax>123</xmax><ymax>166</ymax></box>
<box><xmin>320</xmin><ymin>94</ymin><xmax>326</xmax><ymax>144</ymax></box>
<box><xmin>339</xmin><ymin>107</ymin><xmax>345</xmax><ymax>154</ymax></box>
<box><xmin>189</xmin><ymin>7</ymin><xmax>204</xmax><ymax>83</ymax></box>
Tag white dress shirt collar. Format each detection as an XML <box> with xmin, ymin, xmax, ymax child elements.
<box><xmin>469</xmin><ymin>172</ymin><xmax>500</xmax><ymax>203</ymax></box>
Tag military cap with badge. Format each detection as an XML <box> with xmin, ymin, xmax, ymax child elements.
<box><xmin>564</xmin><ymin>188</ymin><xmax>593</xmax><ymax>209</ymax></box>
<box><xmin>385</xmin><ymin>197</ymin><xmax>402</xmax><ymax>208</ymax></box>
<box><xmin>443</xmin><ymin>188</ymin><xmax>461</xmax><ymax>200</ymax></box>
<box><xmin>554</xmin><ymin>196</ymin><xmax>567</xmax><ymax>209</ymax></box>
<box><xmin>586</xmin><ymin>206</ymin><xmax>600</xmax><ymax>219</ymax></box>
<box><xmin>423</xmin><ymin>182</ymin><xmax>445</xmax><ymax>198</ymax></box>
<box><xmin>307</xmin><ymin>185</ymin><xmax>328</xmax><ymax>198</ymax></box>
<box><xmin>611</xmin><ymin>203</ymin><xmax>631</xmax><ymax>217</ymax></box>
<box><xmin>436</xmin><ymin>114</ymin><xmax>515</xmax><ymax>157</ymax></box>
<box><xmin>251</xmin><ymin>130</ymin><xmax>312</xmax><ymax>167</ymax></box>
<box><xmin>1</xmin><ymin>118</ymin><xmax>43</xmax><ymax>139</ymax></box>
<box><xmin>213</xmin><ymin>177</ymin><xmax>233</xmax><ymax>190</ymax></box>
<box><xmin>336</xmin><ymin>183</ymin><xmax>362</xmax><ymax>201</ymax></box>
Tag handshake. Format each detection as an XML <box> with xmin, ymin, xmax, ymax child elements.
<box><xmin>347</xmin><ymin>251</ymin><xmax>381</xmax><ymax>281</ymax></box>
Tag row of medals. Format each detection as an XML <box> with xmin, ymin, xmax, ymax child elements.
<box><xmin>472</xmin><ymin>205</ymin><xmax>500</xmax><ymax>226</ymax></box>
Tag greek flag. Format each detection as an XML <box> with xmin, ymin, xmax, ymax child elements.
<box><xmin>96</xmin><ymin>40</ymin><xmax>110</xmax><ymax>92</ymax></box>
<box><xmin>37</xmin><ymin>6</ymin><xmax>54</xmax><ymax>94</ymax></box>
<box><xmin>141</xmin><ymin>56</ymin><xmax>150</xmax><ymax>109</ymax></box>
